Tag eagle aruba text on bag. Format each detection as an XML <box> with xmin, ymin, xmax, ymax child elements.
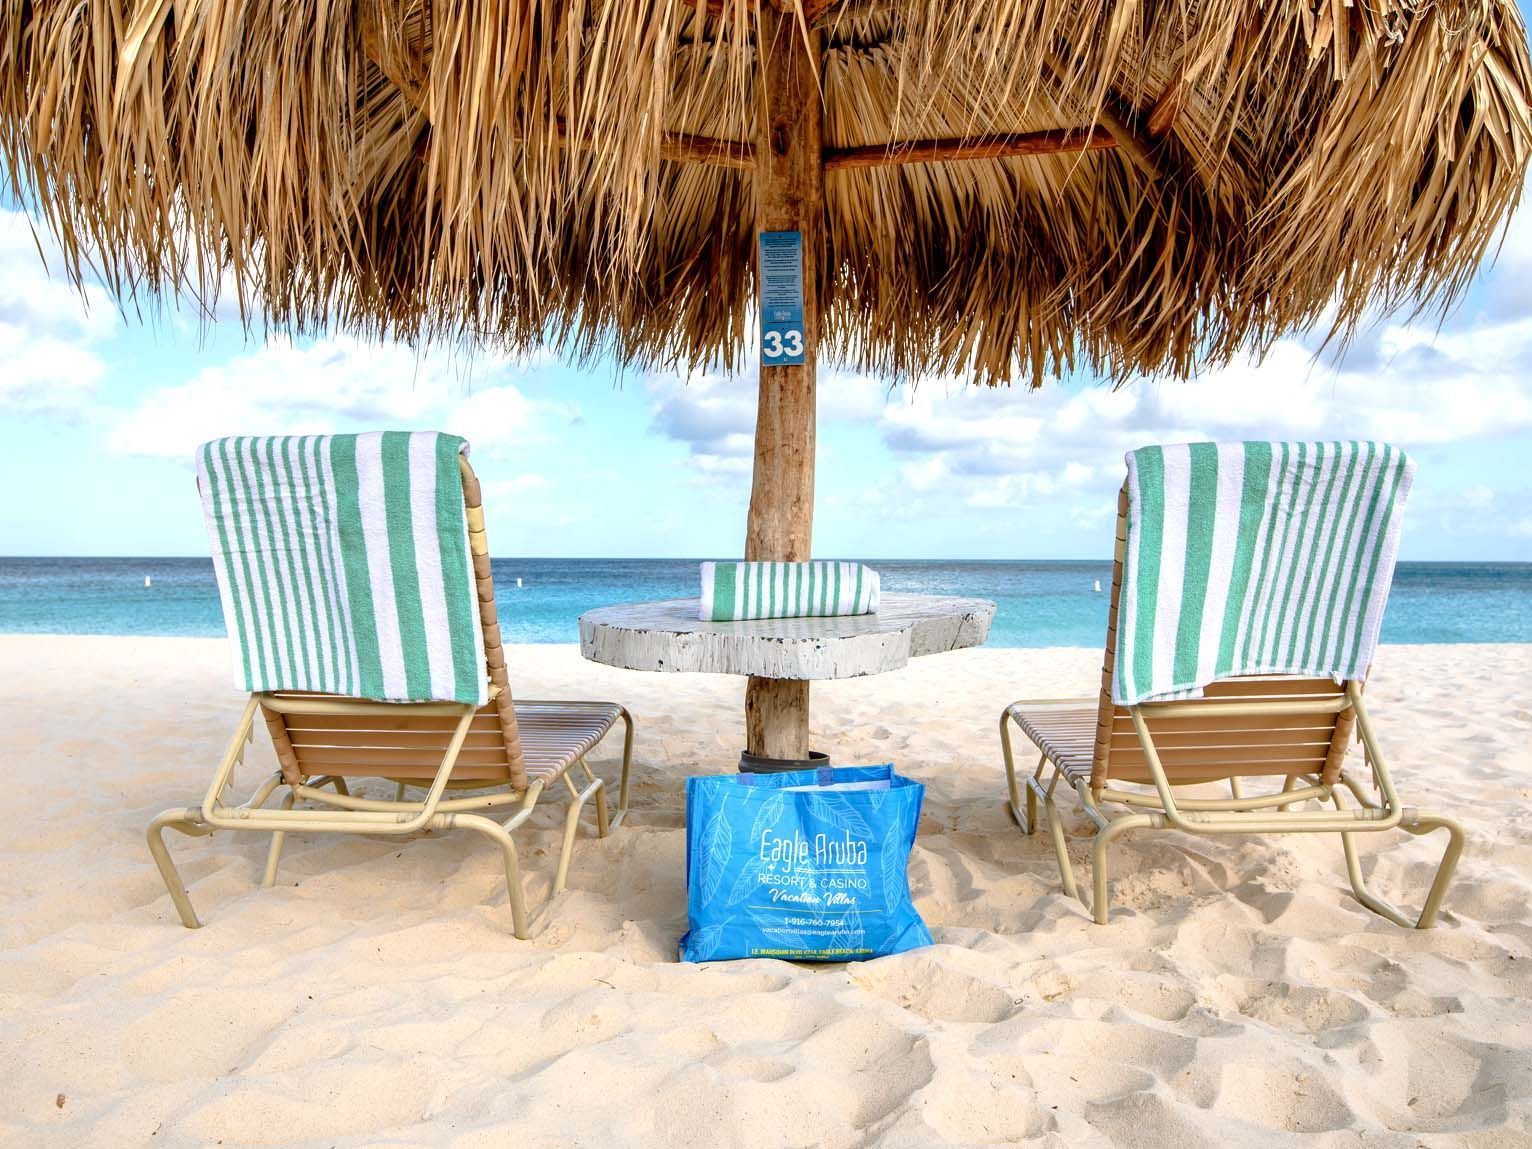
<box><xmin>679</xmin><ymin>765</ymin><xmax>932</xmax><ymax>962</ymax></box>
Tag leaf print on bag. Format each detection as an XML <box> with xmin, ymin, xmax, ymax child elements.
<box><xmin>802</xmin><ymin>793</ymin><xmax>872</xmax><ymax>838</ymax></box>
<box><xmin>685</xmin><ymin>923</ymin><xmax>725</xmax><ymax>962</ymax></box>
<box><xmin>880</xmin><ymin>820</ymin><xmax>909</xmax><ymax>911</ymax></box>
<box><xmin>698</xmin><ymin>800</ymin><xmax>733</xmax><ymax>904</ymax></box>
<box><xmin>746</xmin><ymin>790</ymin><xmax>786</xmax><ymax>849</ymax></box>
<box><xmin>829</xmin><ymin>908</ymin><xmax>864</xmax><ymax>954</ymax></box>
<box><xmin>725</xmin><ymin>856</ymin><xmax>764</xmax><ymax>908</ymax></box>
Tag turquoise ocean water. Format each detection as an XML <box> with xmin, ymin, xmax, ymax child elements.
<box><xmin>0</xmin><ymin>558</ymin><xmax>1527</xmax><ymax>646</ymax></box>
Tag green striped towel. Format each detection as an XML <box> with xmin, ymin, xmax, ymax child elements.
<box><xmin>196</xmin><ymin>432</ymin><xmax>487</xmax><ymax>705</ymax></box>
<box><xmin>1115</xmin><ymin>441</ymin><xmax>1414</xmax><ymax>705</ymax></box>
<box><xmin>699</xmin><ymin>561</ymin><xmax>880</xmax><ymax>621</ymax></box>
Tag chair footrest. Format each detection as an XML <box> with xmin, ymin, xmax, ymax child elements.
<box><xmin>515</xmin><ymin>701</ymin><xmax>626</xmax><ymax>780</ymax></box>
<box><xmin>1008</xmin><ymin>700</ymin><xmax>1098</xmax><ymax>782</ymax></box>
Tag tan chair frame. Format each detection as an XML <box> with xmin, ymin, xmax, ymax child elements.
<box><xmin>1000</xmin><ymin>487</ymin><xmax>1464</xmax><ymax>928</ymax></box>
<box><xmin>147</xmin><ymin>456</ymin><xmax>634</xmax><ymax>939</ymax></box>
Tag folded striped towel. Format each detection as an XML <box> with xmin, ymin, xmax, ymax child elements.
<box><xmin>196</xmin><ymin>432</ymin><xmax>487</xmax><ymax>705</ymax></box>
<box><xmin>699</xmin><ymin>561</ymin><xmax>880</xmax><ymax>621</ymax></box>
<box><xmin>1115</xmin><ymin>441</ymin><xmax>1414</xmax><ymax>705</ymax></box>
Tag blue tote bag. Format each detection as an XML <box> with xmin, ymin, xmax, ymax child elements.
<box><xmin>679</xmin><ymin>765</ymin><xmax>933</xmax><ymax>963</ymax></box>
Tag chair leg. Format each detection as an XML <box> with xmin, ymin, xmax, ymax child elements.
<box><xmin>1278</xmin><ymin>773</ymin><xmax>1301</xmax><ymax>813</ymax></box>
<box><xmin>1406</xmin><ymin>812</ymin><xmax>1466</xmax><ymax>928</ymax></box>
<box><xmin>1040</xmin><ymin>773</ymin><xmax>1080</xmax><ymax>901</ymax></box>
<box><xmin>1087</xmin><ymin>814</ymin><xmax>1156</xmax><ymax>925</ymax></box>
<box><xmin>556</xmin><ymin>801</ymin><xmax>582</xmax><ymax>894</ymax></box>
<box><xmin>611</xmin><ymin>707</ymin><xmax>634</xmax><ymax>830</ymax></box>
<box><xmin>448</xmin><ymin>812</ymin><xmax>530</xmax><ymax>939</ymax></box>
<box><xmin>263</xmin><ymin>776</ymin><xmax>353</xmax><ymax>889</ymax></box>
<box><xmin>585</xmin><ymin>760</ymin><xmax>612</xmax><ymax>838</ymax></box>
<box><xmin>146</xmin><ymin>808</ymin><xmax>213</xmax><ymax>929</ymax></box>
<box><xmin>1335</xmin><ymin>791</ymin><xmax>1465</xmax><ymax>928</ymax></box>
<box><xmin>1024</xmin><ymin>759</ymin><xmax>1040</xmax><ymax>835</ymax></box>
<box><xmin>262</xmin><ymin>790</ymin><xmax>298</xmax><ymax>888</ymax></box>
<box><xmin>1000</xmin><ymin>710</ymin><xmax>1035</xmax><ymax>833</ymax></box>
<box><xmin>554</xmin><ymin>765</ymin><xmax>605</xmax><ymax>894</ymax></box>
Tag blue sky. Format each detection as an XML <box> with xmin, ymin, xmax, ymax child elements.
<box><xmin>2</xmin><ymin>190</ymin><xmax>1530</xmax><ymax>561</ymax></box>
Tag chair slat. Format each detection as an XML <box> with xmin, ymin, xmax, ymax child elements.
<box><xmin>283</xmin><ymin>711</ymin><xmax>503</xmax><ymax>734</ymax></box>
<box><xmin>1107</xmin><ymin>743</ymin><xmax>1329</xmax><ymax>770</ymax></box>
<box><xmin>288</xmin><ymin>730</ymin><xmax>508</xmax><ymax>749</ymax></box>
<box><xmin>1110</xmin><ymin>727</ymin><xmax>1335</xmax><ymax>750</ymax></box>
<box><xmin>293</xmin><ymin>746</ymin><xmax>513</xmax><ymax>768</ymax></box>
<box><xmin>1111</xmin><ymin>711</ymin><xmax>1342</xmax><ymax>735</ymax></box>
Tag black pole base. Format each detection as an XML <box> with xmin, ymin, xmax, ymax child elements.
<box><xmin>738</xmin><ymin>749</ymin><xmax>831</xmax><ymax>774</ymax></box>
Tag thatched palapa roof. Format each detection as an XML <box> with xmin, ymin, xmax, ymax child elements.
<box><xmin>2</xmin><ymin>1</ymin><xmax>1529</xmax><ymax>385</ymax></box>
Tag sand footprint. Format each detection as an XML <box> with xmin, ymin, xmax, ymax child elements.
<box><xmin>1235</xmin><ymin>980</ymin><xmax>1372</xmax><ymax>1034</ymax></box>
<box><xmin>1069</xmin><ymin>969</ymin><xmax>1197</xmax><ymax>1022</ymax></box>
<box><xmin>808</xmin><ymin>1017</ymin><xmax>935</xmax><ymax>1130</ymax></box>
<box><xmin>849</xmin><ymin>954</ymin><xmax>1019</xmax><ymax>1024</ymax></box>
<box><xmin>1085</xmin><ymin>1084</ymin><xmax>1223</xmax><ymax>1149</ymax></box>
<box><xmin>1210</xmin><ymin>1059</ymin><xmax>1356</xmax><ymax>1133</ymax></box>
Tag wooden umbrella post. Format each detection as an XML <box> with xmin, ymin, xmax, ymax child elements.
<box><xmin>743</xmin><ymin>10</ymin><xmax>823</xmax><ymax>762</ymax></box>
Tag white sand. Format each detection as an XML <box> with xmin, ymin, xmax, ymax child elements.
<box><xmin>1</xmin><ymin>635</ymin><xmax>1529</xmax><ymax>1147</ymax></box>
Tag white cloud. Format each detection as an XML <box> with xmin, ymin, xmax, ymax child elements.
<box><xmin>0</xmin><ymin>207</ymin><xmax>578</xmax><ymax>454</ymax></box>
<box><xmin>646</xmin><ymin>367</ymin><xmax>757</xmax><ymax>461</ymax></box>
<box><xmin>105</xmin><ymin>335</ymin><xmax>580</xmax><ymax>460</ymax></box>
<box><xmin>860</xmin><ymin>307</ymin><xmax>1532</xmax><ymax>516</ymax></box>
<box><xmin>0</xmin><ymin>210</ymin><xmax>116</xmax><ymax>417</ymax></box>
<box><xmin>899</xmin><ymin>454</ymin><xmax>950</xmax><ymax>492</ymax></box>
<box><xmin>644</xmin><ymin>354</ymin><xmax>896</xmax><ymax>483</ymax></box>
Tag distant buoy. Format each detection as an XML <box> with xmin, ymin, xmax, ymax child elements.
<box><xmin>1093</xmin><ymin>579</ymin><xmax>1101</xmax><ymax>593</ymax></box>
<box><xmin>516</xmin><ymin>577</ymin><xmax>524</xmax><ymax>588</ymax></box>
<box><xmin>144</xmin><ymin>576</ymin><xmax>153</xmax><ymax>588</ymax></box>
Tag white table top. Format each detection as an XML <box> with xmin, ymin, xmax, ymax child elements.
<box><xmin>578</xmin><ymin>593</ymin><xmax>995</xmax><ymax>680</ymax></box>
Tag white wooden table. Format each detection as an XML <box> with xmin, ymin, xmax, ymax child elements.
<box><xmin>579</xmin><ymin>593</ymin><xmax>995</xmax><ymax>764</ymax></box>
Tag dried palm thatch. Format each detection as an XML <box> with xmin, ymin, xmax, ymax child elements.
<box><xmin>1</xmin><ymin>0</ymin><xmax>1528</xmax><ymax>386</ymax></box>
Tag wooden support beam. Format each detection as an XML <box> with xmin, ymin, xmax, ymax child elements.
<box><xmin>660</xmin><ymin>131</ymin><xmax>757</xmax><ymax>170</ymax></box>
<box><xmin>1091</xmin><ymin>102</ymin><xmax>1162</xmax><ymax>180</ymax></box>
<box><xmin>743</xmin><ymin>7</ymin><xmax>822</xmax><ymax>762</ymax></box>
<box><xmin>1039</xmin><ymin>51</ymin><xmax>1162</xmax><ymax>181</ymax></box>
<box><xmin>657</xmin><ymin>126</ymin><xmax>1112</xmax><ymax>174</ymax></box>
<box><xmin>356</xmin><ymin>20</ymin><xmax>1119</xmax><ymax>182</ymax></box>
<box><xmin>824</xmin><ymin>127</ymin><xmax>1115</xmax><ymax>171</ymax></box>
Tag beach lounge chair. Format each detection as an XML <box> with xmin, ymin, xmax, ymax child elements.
<box><xmin>1000</xmin><ymin>441</ymin><xmax>1463</xmax><ymax>927</ymax></box>
<box><xmin>147</xmin><ymin>432</ymin><xmax>633</xmax><ymax>938</ymax></box>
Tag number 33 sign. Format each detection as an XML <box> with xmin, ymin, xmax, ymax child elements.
<box><xmin>762</xmin><ymin>329</ymin><xmax>803</xmax><ymax>360</ymax></box>
<box><xmin>759</xmin><ymin>230</ymin><xmax>806</xmax><ymax>366</ymax></box>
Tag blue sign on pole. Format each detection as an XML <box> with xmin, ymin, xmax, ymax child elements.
<box><xmin>759</xmin><ymin>230</ymin><xmax>805</xmax><ymax>366</ymax></box>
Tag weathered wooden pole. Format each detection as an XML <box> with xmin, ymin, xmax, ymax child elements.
<box><xmin>743</xmin><ymin>10</ymin><xmax>823</xmax><ymax>761</ymax></box>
